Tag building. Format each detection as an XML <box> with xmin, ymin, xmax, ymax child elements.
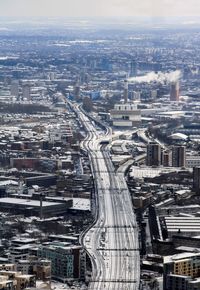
<box><xmin>172</xmin><ymin>145</ymin><xmax>186</xmax><ymax>167</ymax></box>
<box><xmin>16</xmin><ymin>258</ymin><xmax>51</xmax><ymax>282</ymax></box>
<box><xmin>146</xmin><ymin>142</ymin><xmax>161</xmax><ymax>167</ymax></box>
<box><xmin>15</xmin><ymin>274</ymin><xmax>36</xmax><ymax>290</ymax></box>
<box><xmin>123</xmin><ymin>80</ymin><xmax>128</xmax><ymax>103</ymax></box>
<box><xmin>73</xmin><ymin>81</ymin><xmax>81</xmax><ymax>101</ymax></box>
<box><xmin>164</xmin><ymin>252</ymin><xmax>200</xmax><ymax>290</ymax></box>
<box><xmin>32</xmin><ymin>259</ymin><xmax>51</xmax><ymax>281</ymax></box>
<box><xmin>0</xmin><ymin>271</ymin><xmax>35</xmax><ymax>290</ymax></box>
<box><xmin>48</xmin><ymin>124</ymin><xmax>73</xmax><ymax>145</ymax></box>
<box><xmin>170</xmin><ymin>81</ymin><xmax>179</xmax><ymax>102</ymax></box>
<box><xmin>10</xmin><ymin>81</ymin><xmax>19</xmax><ymax>97</ymax></box>
<box><xmin>131</xmin><ymin>91</ymin><xmax>141</xmax><ymax>101</ymax></box>
<box><xmin>164</xmin><ymin>216</ymin><xmax>200</xmax><ymax>238</ymax></box>
<box><xmin>0</xmin><ymin>275</ymin><xmax>17</xmax><ymax>290</ymax></box>
<box><xmin>186</xmin><ymin>156</ymin><xmax>200</xmax><ymax>168</ymax></box>
<box><xmin>130</xmin><ymin>61</ymin><xmax>137</xmax><ymax>77</ymax></box>
<box><xmin>188</xmin><ymin>277</ymin><xmax>200</xmax><ymax>289</ymax></box>
<box><xmin>165</xmin><ymin>274</ymin><xmax>196</xmax><ymax>290</ymax></box>
<box><xmin>162</xmin><ymin>150</ymin><xmax>172</xmax><ymax>167</ymax></box>
<box><xmin>8</xmin><ymin>238</ymin><xmax>37</xmax><ymax>263</ymax></box>
<box><xmin>193</xmin><ymin>167</ymin><xmax>200</xmax><ymax>193</ymax></box>
<box><xmin>110</xmin><ymin>103</ymin><xmax>141</xmax><ymax>128</ymax></box>
<box><xmin>22</xmin><ymin>85</ymin><xmax>31</xmax><ymax>101</ymax></box>
<box><xmin>37</xmin><ymin>243</ymin><xmax>86</xmax><ymax>282</ymax></box>
<box><xmin>0</xmin><ymin>197</ymin><xmax>72</xmax><ymax>217</ymax></box>
<box><xmin>25</xmin><ymin>175</ymin><xmax>57</xmax><ymax>187</ymax></box>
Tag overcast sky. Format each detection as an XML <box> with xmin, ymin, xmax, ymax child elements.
<box><xmin>0</xmin><ymin>0</ymin><xmax>200</xmax><ymax>18</ymax></box>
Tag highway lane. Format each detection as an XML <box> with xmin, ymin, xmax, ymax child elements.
<box><xmin>72</xmin><ymin>103</ymin><xmax>140</xmax><ymax>290</ymax></box>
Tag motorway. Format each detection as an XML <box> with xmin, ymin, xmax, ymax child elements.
<box><xmin>74</xmin><ymin>104</ymin><xmax>140</xmax><ymax>290</ymax></box>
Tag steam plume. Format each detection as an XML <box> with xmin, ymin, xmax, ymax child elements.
<box><xmin>128</xmin><ymin>70</ymin><xmax>181</xmax><ymax>84</ymax></box>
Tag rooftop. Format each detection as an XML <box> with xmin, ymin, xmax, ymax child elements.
<box><xmin>0</xmin><ymin>197</ymin><xmax>64</xmax><ymax>208</ymax></box>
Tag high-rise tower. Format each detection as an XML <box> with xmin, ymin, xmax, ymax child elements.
<box><xmin>22</xmin><ymin>84</ymin><xmax>31</xmax><ymax>101</ymax></box>
<box><xmin>172</xmin><ymin>145</ymin><xmax>186</xmax><ymax>167</ymax></box>
<box><xmin>10</xmin><ymin>80</ymin><xmax>19</xmax><ymax>97</ymax></box>
<box><xmin>170</xmin><ymin>81</ymin><xmax>179</xmax><ymax>102</ymax></box>
<box><xmin>193</xmin><ymin>167</ymin><xmax>200</xmax><ymax>193</ymax></box>
<box><xmin>74</xmin><ymin>80</ymin><xmax>81</xmax><ymax>101</ymax></box>
<box><xmin>146</xmin><ymin>142</ymin><xmax>161</xmax><ymax>167</ymax></box>
<box><xmin>123</xmin><ymin>80</ymin><xmax>128</xmax><ymax>103</ymax></box>
<box><xmin>130</xmin><ymin>61</ymin><xmax>137</xmax><ymax>77</ymax></box>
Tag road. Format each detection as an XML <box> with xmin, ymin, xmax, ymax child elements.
<box><xmin>73</xmin><ymin>104</ymin><xmax>140</xmax><ymax>290</ymax></box>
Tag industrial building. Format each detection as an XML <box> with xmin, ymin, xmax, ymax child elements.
<box><xmin>0</xmin><ymin>197</ymin><xmax>72</xmax><ymax>217</ymax></box>
<box><xmin>110</xmin><ymin>103</ymin><xmax>141</xmax><ymax>128</ymax></box>
<box><xmin>164</xmin><ymin>216</ymin><xmax>200</xmax><ymax>237</ymax></box>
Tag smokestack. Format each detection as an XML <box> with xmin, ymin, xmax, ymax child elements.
<box><xmin>124</xmin><ymin>80</ymin><xmax>128</xmax><ymax>103</ymax></box>
<box><xmin>170</xmin><ymin>81</ymin><xmax>179</xmax><ymax>102</ymax></box>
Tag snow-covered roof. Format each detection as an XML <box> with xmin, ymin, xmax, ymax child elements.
<box><xmin>169</xmin><ymin>132</ymin><xmax>188</xmax><ymax>140</ymax></box>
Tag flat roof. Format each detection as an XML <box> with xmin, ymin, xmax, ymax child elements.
<box><xmin>0</xmin><ymin>197</ymin><xmax>64</xmax><ymax>208</ymax></box>
<box><xmin>11</xmin><ymin>238</ymin><xmax>36</xmax><ymax>243</ymax></box>
<box><xmin>164</xmin><ymin>252</ymin><xmax>200</xmax><ymax>264</ymax></box>
<box><xmin>71</xmin><ymin>198</ymin><xmax>90</xmax><ymax>211</ymax></box>
<box><xmin>49</xmin><ymin>235</ymin><xmax>78</xmax><ymax>241</ymax></box>
<box><xmin>189</xmin><ymin>277</ymin><xmax>200</xmax><ymax>283</ymax></box>
<box><xmin>165</xmin><ymin>216</ymin><xmax>200</xmax><ymax>231</ymax></box>
<box><xmin>176</xmin><ymin>246</ymin><xmax>200</xmax><ymax>253</ymax></box>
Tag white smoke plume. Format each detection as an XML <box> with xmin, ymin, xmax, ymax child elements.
<box><xmin>128</xmin><ymin>70</ymin><xmax>181</xmax><ymax>84</ymax></box>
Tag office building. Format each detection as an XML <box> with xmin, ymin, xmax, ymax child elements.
<box><xmin>37</xmin><ymin>243</ymin><xmax>86</xmax><ymax>282</ymax></box>
<box><xmin>170</xmin><ymin>81</ymin><xmax>179</xmax><ymax>102</ymax></box>
<box><xmin>130</xmin><ymin>61</ymin><xmax>137</xmax><ymax>77</ymax></box>
<box><xmin>146</xmin><ymin>142</ymin><xmax>161</xmax><ymax>166</ymax></box>
<box><xmin>172</xmin><ymin>145</ymin><xmax>186</xmax><ymax>167</ymax></box>
<box><xmin>193</xmin><ymin>167</ymin><xmax>200</xmax><ymax>193</ymax></box>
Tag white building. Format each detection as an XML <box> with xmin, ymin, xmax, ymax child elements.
<box><xmin>48</xmin><ymin>124</ymin><xmax>73</xmax><ymax>144</ymax></box>
<box><xmin>110</xmin><ymin>103</ymin><xmax>141</xmax><ymax>128</ymax></box>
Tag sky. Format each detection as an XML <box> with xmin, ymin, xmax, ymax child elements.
<box><xmin>0</xmin><ymin>0</ymin><xmax>200</xmax><ymax>18</ymax></box>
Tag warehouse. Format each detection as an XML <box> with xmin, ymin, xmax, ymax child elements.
<box><xmin>0</xmin><ymin>197</ymin><xmax>73</xmax><ymax>217</ymax></box>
